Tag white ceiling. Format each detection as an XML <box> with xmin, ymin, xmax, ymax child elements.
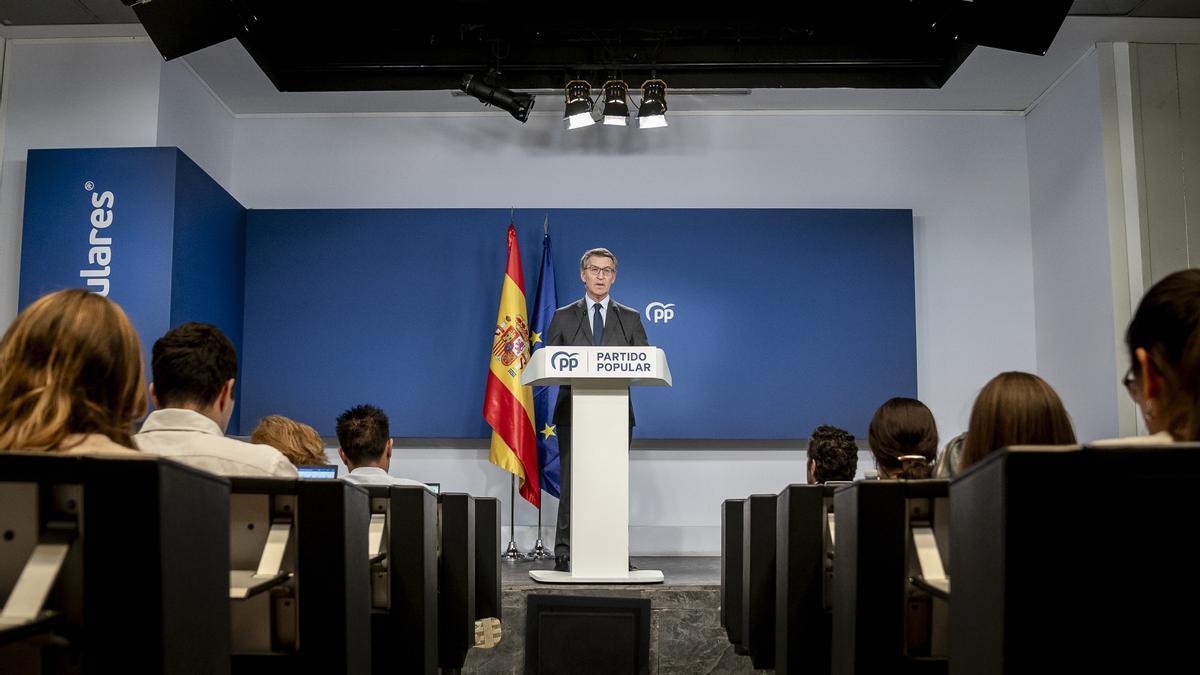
<box><xmin>177</xmin><ymin>17</ymin><xmax>1200</xmax><ymax>116</ymax></box>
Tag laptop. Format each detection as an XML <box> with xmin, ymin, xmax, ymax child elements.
<box><xmin>297</xmin><ymin>464</ymin><xmax>338</xmax><ymax>479</ymax></box>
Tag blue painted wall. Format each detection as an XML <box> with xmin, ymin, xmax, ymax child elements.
<box><xmin>241</xmin><ymin>208</ymin><xmax>916</xmax><ymax>439</ymax></box>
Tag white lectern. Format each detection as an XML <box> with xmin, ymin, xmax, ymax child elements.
<box><xmin>522</xmin><ymin>346</ymin><xmax>672</xmax><ymax>584</ymax></box>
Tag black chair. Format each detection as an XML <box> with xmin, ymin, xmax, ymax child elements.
<box><xmin>775</xmin><ymin>483</ymin><xmax>843</xmax><ymax>675</ymax></box>
<box><xmin>741</xmin><ymin>493</ymin><xmax>778</xmax><ymax>670</ymax></box>
<box><xmin>720</xmin><ymin>499</ymin><xmax>747</xmax><ymax>652</ymax></box>
<box><xmin>0</xmin><ymin>454</ymin><xmax>229</xmax><ymax>674</ymax></box>
<box><xmin>832</xmin><ymin>479</ymin><xmax>950</xmax><ymax>675</ymax></box>
<box><xmin>361</xmin><ymin>484</ymin><xmax>439</xmax><ymax>675</ymax></box>
<box><xmin>473</xmin><ymin>496</ymin><xmax>502</xmax><ymax>624</ymax></box>
<box><xmin>950</xmin><ymin>444</ymin><xmax>1200</xmax><ymax>674</ymax></box>
<box><xmin>228</xmin><ymin>477</ymin><xmax>371</xmax><ymax>675</ymax></box>
<box><xmin>438</xmin><ymin>492</ymin><xmax>476</xmax><ymax>673</ymax></box>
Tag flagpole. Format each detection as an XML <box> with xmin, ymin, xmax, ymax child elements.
<box><xmin>527</xmin><ymin>494</ymin><xmax>554</xmax><ymax>559</ymax></box>
<box><xmin>501</xmin><ymin>474</ymin><xmax>524</xmax><ymax>561</ymax></box>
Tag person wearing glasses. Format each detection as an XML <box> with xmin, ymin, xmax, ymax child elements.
<box><xmin>544</xmin><ymin>247</ymin><xmax>649</xmax><ymax>572</ymax></box>
<box><xmin>1097</xmin><ymin>269</ymin><xmax>1200</xmax><ymax>445</ymax></box>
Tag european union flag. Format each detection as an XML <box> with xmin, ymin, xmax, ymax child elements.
<box><xmin>530</xmin><ymin>224</ymin><xmax>561</xmax><ymax>497</ymax></box>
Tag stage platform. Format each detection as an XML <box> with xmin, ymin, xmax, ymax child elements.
<box><xmin>463</xmin><ymin>556</ymin><xmax>764</xmax><ymax>674</ymax></box>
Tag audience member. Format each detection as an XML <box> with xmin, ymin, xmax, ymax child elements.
<box><xmin>959</xmin><ymin>372</ymin><xmax>1076</xmax><ymax>471</ymax></box>
<box><xmin>867</xmin><ymin>397</ymin><xmax>938</xmax><ymax>479</ymax></box>
<box><xmin>806</xmin><ymin>425</ymin><xmax>858</xmax><ymax>483</ymax></box>
<box><xmin>336</xmin><ymin>404</ymin><xmax>427</xmax><ymax>487</ymax></box>
<box><xmin>933</xmin><ymin>432</ymin><xmax>967</xmax><ymax>478</ymax></box>
<box><xmin>1101</xmin><ymin>268</ymin><xmax>1200</xmax><ymax>444</ymax></box>
<box><xmin>134</xmin><ymin>322</ymin><xmax>297</xmax><ymax>477</ymax></box>
<box><xmin>0</xmin><ymin>289</ymin><xmax>146</xmax><ymax>454</ymax></box>
<box><xmin>251</xmin><ymin>415</ymin><xmax>328</xmax><ymax>466</ymax></box>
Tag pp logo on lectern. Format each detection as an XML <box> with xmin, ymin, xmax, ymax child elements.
<box><xmin>645</xmin><ymin>302</ymin><xmax>675</xmax><ymax>324</ymax></box>
<box><xmin>551</xmin><ymin>351</ymin><xmax>580</xmax><ymax>371</ymax></box>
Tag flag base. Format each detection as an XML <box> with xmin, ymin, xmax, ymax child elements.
<box><xmin>527</xmin><ymin>538</ymin><xmax>555</xmax><ymax>560</ymax></box>
<box><xmin>501</xmin><ymin>539</ymin><xmax>527</xmax><ymax>562</ymax></box>
<box><xmin>529</xmin><ymin>569</ymin><xmax>664</xmax><ymax>584</ymax></box>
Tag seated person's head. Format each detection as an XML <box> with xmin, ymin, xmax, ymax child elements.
<box><xmin>0</xmin><ymin>289</ymin><xmax>146</xmax><ymax>451</ymax></box>
<box><xmin>868</xmin><ymin>397</ymin><xmax>938</xmax><ymax>479</ymax></box>
<box><xmin>960</xmin><ymin>371</ymin><xmax>1076</xmax><ymax>471</ymax></box>
<box><xmin>1124</xmin><ymin>269</ymin><xmax>1200</xmax><ymax>441</ymax></box>
<box><xmin>149</xmin><ymin>322</ymin><xmax>238</xmax><ymax>432</ymax></box>
<box><xmin>336</xmin><ymin>404</ymin><xmax>392</xmax><ymax>471</ymax></box>
<box><xmin>251</xmin><ymin>415</ymin><xmax>327</xmax><ymax>466</ymax></box>
<box><xmin>807</xmin><ymin>425</ymin><xmax>858</xmax><ymax>483</ymax></box>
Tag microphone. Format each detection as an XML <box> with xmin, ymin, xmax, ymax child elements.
<box><xmin>612</xmin><ymin>305</ymin><xmax>630</xmax><ymax>343</ymax></box>
<box><xmin>572</xmin><ymin>302</ymin><xmax>586</xmax><ymax>343</ymax></box>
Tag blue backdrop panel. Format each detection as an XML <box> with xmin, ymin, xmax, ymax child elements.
<box><xmin>241</xmin><ymin>208</ymin><xmax>915</xmax><ymax>439</ymax></box>
<box><xmin>20</xmin><ymin>148</ymin><xmax>247</xmax><ymax>432</ymax></box>
<box><xmin>170</xmin><ymin>154</ymin><xmax>248</xmax><ymax>432</ymax></box>
<box><xmin>21</xmin><ymin>148</ymin><xmax>178</xmax><ymax>372</ymax></box>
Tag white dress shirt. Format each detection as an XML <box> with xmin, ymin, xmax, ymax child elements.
<box><xmin>134</xmin><ymin>408</ymin><xmax>298</xmax><ymax>478</ymax></box>
<box><xmin>341</xmin><ymin>466</ymin><xmax>429</xmax><ymax>488</ymax></box>
<box><xmin>586</xmin><ymin>295</ymin><xmax>610</xmax><ymax>326</ymax></box>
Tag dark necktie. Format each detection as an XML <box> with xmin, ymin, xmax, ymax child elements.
<box><xmin>592</xmin><ymin>302</ymin><xmax>604</xmax><ymax>346</ymax></box>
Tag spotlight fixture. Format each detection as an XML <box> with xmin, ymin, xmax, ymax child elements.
<box><xmin>638</xmin><ymin>79</ymin><xmax>668</xmax><ymax>129</ymax></box>
<box><xmin>461</xmin><ymin>73</ymin><xmax>535</xmax><ymax>123</ymax></box>
<box><xmin>563</xmin><ymin>80</ymin><xmax>595</xmax><ymax>130</ymax></box>
<box><xmin>601</xmin><ymin>80</ymin><xmax>629</xmax><ymax>126</ymax></box>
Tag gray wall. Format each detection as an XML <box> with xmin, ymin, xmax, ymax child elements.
<box><xmin>1028</xmin><ymin>50</ymin><xmax>1122</xmax><ymax>442</ymax></box>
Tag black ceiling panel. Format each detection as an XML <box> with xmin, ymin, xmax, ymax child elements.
<box><xmin>131</xmin><ymin>2</ymin><xmax>1076</xmax><ymax>91</ymax></box>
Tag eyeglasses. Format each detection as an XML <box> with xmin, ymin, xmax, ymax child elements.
<box><xmin>1122</xmin><ymin>366</ymin><xmax>1138</xmax><ymax>398</ymax></box>
<box><xmin>585</xmin><ymin>265</ymin><xmax>615</xmax><ymax>278</ymax></box>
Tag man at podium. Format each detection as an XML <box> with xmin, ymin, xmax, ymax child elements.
<box><xmin>545</xmin><ymin>247</ymin><xmax>649</xmax><ymax>571</ymax></box>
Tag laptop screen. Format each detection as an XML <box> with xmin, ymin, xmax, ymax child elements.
<box><xmin>297</xmin><ymin>465</ymin><xmax>338</xmax><ymax>479</ymax></box>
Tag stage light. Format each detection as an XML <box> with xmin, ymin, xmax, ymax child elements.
<box><xmin>563</xmin><ymin>80</ymin><xmax>595</xmax><ymax>130</ymax></box>
<box><xmin>601</xmin><ymin>80</ymin><xmax>629</xmax><ymax>126</ymax></box>
<box><xmin>638</xmin><ymin>79</ymin><xmax>668</xmax><ymax>129</ymax></box>
<box><xmin>461</xmin><ymin>73</ymin><xmax>535</xmax><ymax>123</ymax></box>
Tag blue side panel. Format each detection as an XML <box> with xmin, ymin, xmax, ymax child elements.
<box><xmin>170</xmin><ymin>150</ymin><xmax>247</xmax><ymax>433</ymax></box>
<box><xmin>20</xmin><ymin>147</ymin><xmax>178</xmax><ymax>376</ymax></box>
<box><xmin>241</xmin><ymin>208</ymin><xmax>916</xmax><ymax>440</ymax></box>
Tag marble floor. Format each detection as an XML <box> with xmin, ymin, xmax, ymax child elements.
<box><xmin>464</xmin><ymin>557</ymin><xmax>768</xmax><ymax>675</ymax></box>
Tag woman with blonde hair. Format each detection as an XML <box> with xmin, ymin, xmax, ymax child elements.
<box><xmin>0</xmin><ymin>289</ymin><xmax>146</xmax><ymax>453</ymax></box>
<box><xmin>960</xmin><ymin>372</ymin><xmax>1076</xmax><ymax>471</ymax></box>
<box><xmin>251</xmin><ymin>415</ymin><xmax>328</xmax><ymax>466</ymax></box>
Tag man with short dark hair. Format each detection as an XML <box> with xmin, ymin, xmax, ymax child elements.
<box><xmin>336</xmin><ymin>404</ymin><xmax>426</xmax><ymax>487</ymax></box>
<box><xmin>545</xmin><ymin>247</ymin><xmax>650</xmax><ymax>571</ymax></box>
<box><xmin>806</xmin><ymin>425</ymin><xmax>859</xmax><ymax>483</ymax></box>
<box><xmin>135</xmin><ymin>322</ymin><xmax>296</xmax><ymax>477</ymax></box>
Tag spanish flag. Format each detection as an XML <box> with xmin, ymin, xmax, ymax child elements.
<box><xmin>483</xmin><ymin>224</ymin><xmax>540</xmax><ymax>506</ymax></box>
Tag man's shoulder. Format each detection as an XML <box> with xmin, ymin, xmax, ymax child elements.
<box><xmin>553</xmin><ymin>300</ymin><xmax>585</xmax><ymax>315</ymax></box>
<box><xmin>135</xmin><ymin>430</ymin><xmax>296</xmax><ymax>477</ymax></box>
<box><xmin>611</xmin><ymin>300</ymin><xmax>641</xmax><ymax>317</ymax></box>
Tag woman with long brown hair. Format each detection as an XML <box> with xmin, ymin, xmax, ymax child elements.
<box><xmin>959</xmin><ymin>372</ymin><xmax>1076</xmax><ymax>471</ymax></box>
<box><xmin>0</xmin><ymin>289</ymin><xmax>147</xmax><ymax>453</ymax></box>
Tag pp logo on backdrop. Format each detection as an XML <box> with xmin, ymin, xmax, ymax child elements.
<box><xmin>645</xmin><ymin>301</ymin><xmax>675</xmax><ymax>324</ymax></box>
<box><xmin>551</xmin><ymin>351</ymin><xmax>580</xmax><ymax>371</ymax></box>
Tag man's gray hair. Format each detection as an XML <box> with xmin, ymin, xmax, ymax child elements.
<box><xmin>580</xmin><ymin>247</ymin><xmax>618</xmax><ymax>270</ymax></box>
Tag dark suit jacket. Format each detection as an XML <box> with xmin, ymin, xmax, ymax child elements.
<box><xmin>545</xmin><ymin>298</ymin><xmax>650</xmax><ymax>427</ymax></box>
